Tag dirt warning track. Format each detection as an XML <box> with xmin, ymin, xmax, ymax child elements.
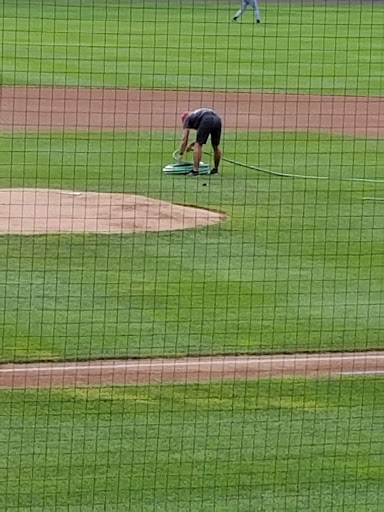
<box><xmin>1</xmin><ymin>352</ymin><xmax>383</xmax><ymax>388</ymax></box>
<box><xmin>1</xmin><ymin>86</ymin><xmax>383</xmax><ymax>137</ymax></box>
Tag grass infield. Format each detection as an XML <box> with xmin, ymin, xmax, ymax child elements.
<box><xmin>1</xmin><ymin>130</ymin><xmax>383</xmax><ymax>361</ymax></box>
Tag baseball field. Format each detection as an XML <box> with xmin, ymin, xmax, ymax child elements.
<box><xmin>1</xmin><ymin>0</ymin><xmax>384</xmax><ymax>509</ymax></box>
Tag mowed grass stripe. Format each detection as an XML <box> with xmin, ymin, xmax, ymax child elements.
<box><xmin>0</xmin><ymin>0</ymin><xmax>383</xmax><ymax>93</ymax></box>
<box><xmin>0</xmin><ymin>377</ymin><xmax>383</xmax><ymax>510</ymax></box>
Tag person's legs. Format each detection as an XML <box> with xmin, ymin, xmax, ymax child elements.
<box><xmin>233</xmin><ymin>0</ymin><xmax>249</xmax><ymax>20</ymax></box>
<box><xmin>193</xmin><ymin>143</ymin><xmax>203</xmax><ymax>173</ymax></box>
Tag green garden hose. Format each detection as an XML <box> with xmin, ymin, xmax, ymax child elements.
<box><xmin>203</xmin><ymin>152</ymin><xmax>384</xmax><ymax>184</ymax></box>
<box><xmin>163</xmin><ymin>151</ymin><xmax>211</xmax><ymax>175</ymax></box>
<box><xmin>163</xmin><ymin>149</ymin><xmax>384</xmax><ymax>184</ymax></box>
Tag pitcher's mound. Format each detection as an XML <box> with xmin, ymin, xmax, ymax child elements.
<box><xmin>0</xmin><ymin>188</ymin><xmax>225</xmax><ymax>234</ymax></box>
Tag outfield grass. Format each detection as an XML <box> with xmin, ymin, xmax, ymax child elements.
<box><xmin>1</xmin><ymin>0</ymin><xmax>383</xmax><ymax>94</ymax></box>
<box><xmin>1</xmin><ymin>130</ymin><xmax>384</xmax><ymax>361</ymax></box>
<box><xmin>0</xmin><ymin>377</ymin><xmax>383</xmax><ymax>510</ymax></box>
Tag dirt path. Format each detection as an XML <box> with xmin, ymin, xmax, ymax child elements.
<box><xmin>1</xmin><ymin>86</ymin><xmax>383</xmax><ymax>137</ymax></box>
<box><xmin>0</xmin><ymin>352</ymin><xmax>383</xmax><ymax>388</ymax></box>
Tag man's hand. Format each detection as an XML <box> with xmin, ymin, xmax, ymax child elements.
<box><xmin>177</xmin><ymin>152</ymin><xmax>184</xmax><ymax>162</ymax></box>
<box><xmin>186</xmin><ymin>141</ymin><xmax>196</xmax><ymax>152</ymax></box>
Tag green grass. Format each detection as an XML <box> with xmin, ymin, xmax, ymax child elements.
<box><xmin>0</xmin><ymin>0</ymin><xmax>383</xmax><ymax>94</ymax></box>
<box><xmin>1</xmin><ymin>377</ymin><xmax>383</xmax><ymax>510</ymax></box>
<box><xmin>1</xmin><ymin>130</ymin><xmax>384</xmax><ymax>361</ymax></box>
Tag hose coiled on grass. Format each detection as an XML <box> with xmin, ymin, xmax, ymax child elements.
<box><xmin>163</xmin><ymin>150</ymin><xmax>211</xmax><ymax>175</ymax></box>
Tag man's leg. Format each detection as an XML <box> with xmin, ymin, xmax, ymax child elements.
<box><xmin>190</xmin><ymin>119</ymin><xmax>211</xmax><ymax>175</ymax></box>
<box><xmin>233</xmin><ymin>0</ymin><xmax>248</xmax><ymax>20</ymax></box>
<box><xmin>252</xmin><ymin>0</ymin><xmax>261</xmax><ymax>22</ymax></box>
<box><xmin>210</xmin><ymin>118</ymin><xmax>222</xmax><ymax>173</ymax></box>
<box><xmin>193</xmin><ymin>143</ymin><xmax>203</xmax><ymax>174</ymax></box>
<box><xmin>213</xmin><ymin>146</ymin><xmax>221</xmax><ymax>171</ymax></box>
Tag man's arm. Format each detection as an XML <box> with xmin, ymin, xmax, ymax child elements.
<box><xmin>178</xmin><ymin>128</ymin><xmax>190</xmax><ymax>160</ymax></box>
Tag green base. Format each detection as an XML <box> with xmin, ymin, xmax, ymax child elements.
<box><xmin>163</xmin><ymin>161</ymin><xmax>211</xmax><ymax>175</ymax></box>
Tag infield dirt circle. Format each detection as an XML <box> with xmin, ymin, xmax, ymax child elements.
<box><xmin>0</xmin><ymin>188</ymin><xmax>225</xmax><ymax>234</ymax></box>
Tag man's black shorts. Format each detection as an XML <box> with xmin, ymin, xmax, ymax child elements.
<box><xmin>196</xmin><ymin>115</ymin><xmax>222</xmax><ymax>147</ymax></box>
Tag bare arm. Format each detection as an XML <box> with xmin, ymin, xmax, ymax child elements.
<box><xmin>178</xmin><ymin>129</ymin><xmax>190</xmax><ymax>159</ymax></box>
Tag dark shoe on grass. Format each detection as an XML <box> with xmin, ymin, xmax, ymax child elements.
<box><xmin>186</xmin><ymin>169</ymin><xmax>199</xmax><ymax>176</ymax></box>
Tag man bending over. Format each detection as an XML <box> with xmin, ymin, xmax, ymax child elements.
<box><xmin>178</xmin><ymin>108</ymin><xmax>222</xmax><ymax>176</ymax></box>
